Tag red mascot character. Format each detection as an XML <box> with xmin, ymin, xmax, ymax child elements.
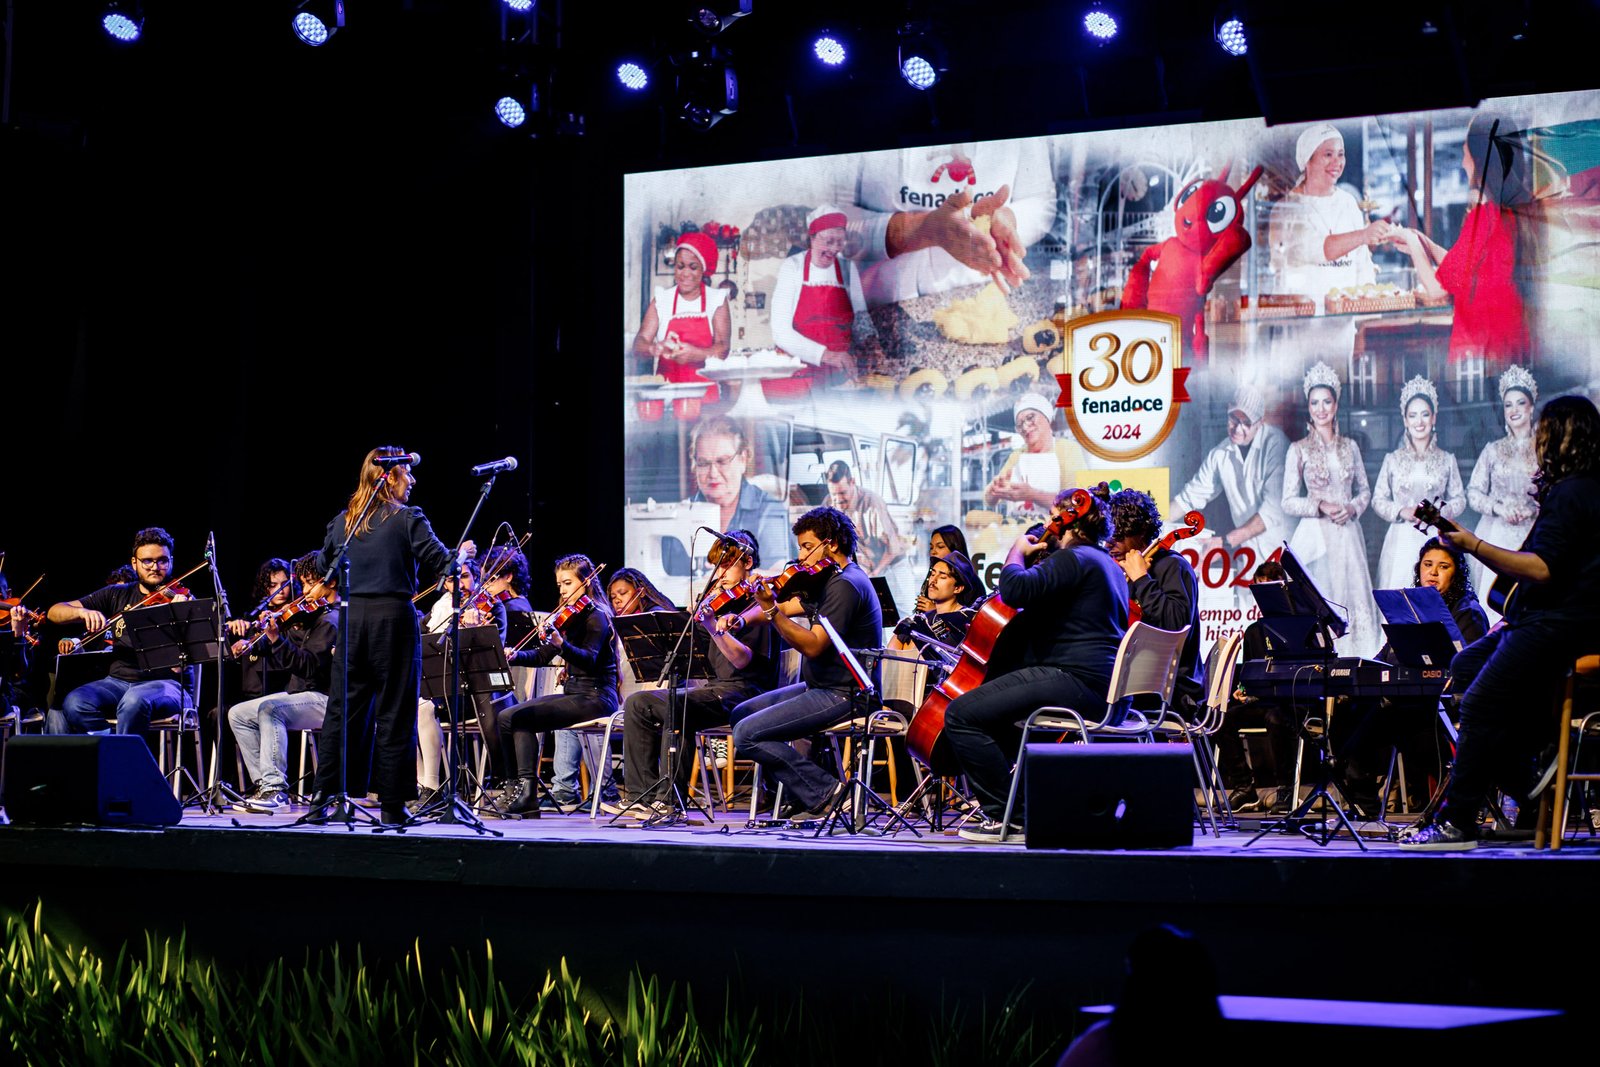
<box><xmin>1121</xmin><ymin>163</ymin><xmax>1262</xmax><ymax>362</ymax></box>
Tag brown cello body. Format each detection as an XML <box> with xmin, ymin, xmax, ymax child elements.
<box><xmin>907</xmin><ymin>593</ymin><xmax>1022</xmax><ymax>775</ymax></box>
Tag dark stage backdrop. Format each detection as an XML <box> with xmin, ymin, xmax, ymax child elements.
<box><xmin>4</xmin><ymin>2</ymin><xmax>625</xmax><ymax>615</ymax></box>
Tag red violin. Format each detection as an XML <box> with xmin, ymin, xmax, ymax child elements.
<box><xmin>1126</xmin><ymin>510</ymin><xmax>1205</xmax><ymax>624</ymax></box>
<box><xmin>533</xmin><ymin>594</ymin><xmax>593</xmax><ymax>645</ymax></box>
<box><xmin>703</xmin><ymin>579</ymin><xmax>757</xmax><ymax>615</ymax></box>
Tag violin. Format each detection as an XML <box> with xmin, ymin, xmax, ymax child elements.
<box><xmin>0</xmin><ymin>599</ymin><xmax>45</xmax><ymax>647</ymax></box>
<box><xmin>532</xmin><ymin>595</ymin><xmax>593</xmax><ymax>645</ymax></box>
<box><xmin>235</xmin><ymin>593</ymin><xmax>331</xmax><ymax>656</ymax></box>
<box><xmin>703</xmin><ymin>579</ymin><xmax>757</xmax><ymax>615</ymax></box>
<box><xmin>69</xmin><ymin>563</ymin><xmax>207</xmax><ymax>654</ymax></box>
<box><xmin>763</xmin><ymin>556</ymin><xmax>836</xmax><ymax>599</ymax></box>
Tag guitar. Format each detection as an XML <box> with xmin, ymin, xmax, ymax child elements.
<box><xmin>907</xmin><ymin>488</ymin><xmax>1096</xmax><ymax>775</ymax></box>
<box><xmin>1412</xmin><ymin>498</ymin><xmax>1520</xmax><ymax>617</ymax></box>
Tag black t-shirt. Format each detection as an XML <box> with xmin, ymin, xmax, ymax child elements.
<box><xmin>1129</xmin><ymin>548</ymin><xmax>1203</xmax><ymax>705</ymax></box>
<box><xmin>707</xmin><ymin>615</ymin><xmax>778</xmax><ymax>694</ymax></box>
<box><xmin>76</xmin><ymin>583</ymin><xmax>196</xmax><ymax>683</ymax></box>
<box><xmin>995</xmin><ymin>543</ymin><xmax>1126</xmax><ymax>691</ymax></box>
<box><xmin>318</xmin><ymin>506</ymin><xmax>454</xmax><ymax>598</ymax></box>
<box><xmin>1516</xmin><ymin>473</ymin><xmax>1600</xmax><ymax>625</ymax></box>
<box><xmin>802</xmin><ymin>561</ymin><xmax>883</xmax><ymax>692</ymax></box>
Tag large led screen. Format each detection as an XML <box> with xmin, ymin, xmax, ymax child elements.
<box><xmin>624</xmin><ymin>90</ymin><xmax>1600</xmax><ymax>659</ymax></box>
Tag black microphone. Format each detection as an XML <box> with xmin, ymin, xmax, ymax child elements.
<box><xmin>470</xmin><ymin>457</ymin><xmax>519</xmax><ymax>476</ymax></box>
<box><xmin>374</xmin><ymin>451</ymin><xmax>420</xmax><ymax>468</ymax></box>
<box><xmin>697</xmin><ymin>526</ymin><xmax>738</xmax><ymax>542</ymax></box>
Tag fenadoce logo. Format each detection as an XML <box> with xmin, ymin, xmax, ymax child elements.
<box><xmin>1056</xmin><ymin>309</ymin><xmax>1191</xmax><ymax>463</ymax></box>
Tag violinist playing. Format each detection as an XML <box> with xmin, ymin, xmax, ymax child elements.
<box><xmin>945</xmin><ymin>486</ymin><xmax>1126</xmax><ymax>842</ymax></box>
<box><xmin>1</xmin><ymin>568</ymin><xmax>40</xmax><ymax>717</ymax></box>
<box><xmin>891</xmin><ymin>551</ymin><xmax>981</xmax><ymax>656</ymax></box>
<box><xmin>494</xmin><ymin>554</ymin><xmax>619</xmax><ymax>817</ymax></box>
<box><xmin>615</xmin><ymin>531</ymin><xmax>777</xmax><ymax>818</ymax></box>
<box><xmin>228</xmin><ymin>552</ymin><xmax>339</xmax><ymax>813</ymax></box>
<box><xmin>414</xmin><ymin>557</ymin><xmax>506</xmax><ymax>811</ymax></box>
<box><xmin>727</xmin><ymin>506</ymin><xmax>882</xmax><ymax>823</ymax></box>
<box><xmin>45</xmin><ymin>527</ymin><xmax>194</xmax><ymax>751</ymax></box>
<box><xmin>1106</xmin><ymin>489</ymin><xmax>1204</xmax><ymax>719</ymax></box>
<box><xmin>227</xmin><ymin>558</ymin><xmax>296</xmax><ymax>706</ymax></box>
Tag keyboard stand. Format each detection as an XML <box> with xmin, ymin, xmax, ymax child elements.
<box><xmin>1245</xmin><ymin>694</ymin><xmax>1368</xmax><ymax>851</ymax></box>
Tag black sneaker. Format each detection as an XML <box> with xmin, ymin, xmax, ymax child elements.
<box><xmin>786</xmin><ymin>781</ymin><xmax>845</xmax><ymax>824</ymax></box>
<box><xmin>1227</xmin><ymin>787</ymin><xmax>1262</xmax><ymax>813</ymax></box>
<box><xmin>1397</xmin><ymin>820</ymin><xmax>1478</xmax><ymax>851</ymax></box>
<box><xmin>957</xmin><ymin>816</ymin><xmax>1026</xmax><ymax>843</ymax></box>
<box><xmin>540</xmin><ymin>794</ymin><xmax>583</xmax><ymax>815</ymax></box>
<box><xmin>244</xmin><ymin>789</ymin><xmax>290</xmax><ymax>813</ymax></box>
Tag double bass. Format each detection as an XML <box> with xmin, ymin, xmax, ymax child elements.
<box><xmin>907</xmin><ymin>488</ymin><xmax>1095</xmax><ymax>775</ymax></box>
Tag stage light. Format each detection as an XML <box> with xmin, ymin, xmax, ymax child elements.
<box><xmin>1082</xmin><ymin>5</ymin><xmax>1118</xmax><ymax>42</ymax></box>
<box><xmin>617</xmin><ymin>62</ymin><xmax>650</xmax><ymax>91</ymax></box>
<box><xmin>813</xmin><ymin>33</ymin><xmax>847</xmax><ymax>67</ymax></box>
<box><xmin>1216</xmin><ymin>17</ymin><xmax>1247</xmax><ymax>55</ymax></box>
<box><xmin>673</xmin><ymin>46</ymin><xmax>738</xmax><ymax>129</ymax></box>
<box><xmin>496</xmin><ymin>97</ymin><xmax>528</xmax><ymax>128</ymax></box>
<box><xmin>688</xmin><ymin>1</ymin><xmax>752</xmax><ymax>37</ymax></box>
<box><xmin>503</xmin><ymin>0</ymin><xmax>535</xmax><ymax>10</ymax></box>
<box><xmin>101</xmin><ymin>2</ymin><xmax>143</xmax><ymax>43</ymax></box>
<box><xmin>292</xmin><ymin>1</ymin><xmax>344</xmax><ymax>47</ymax></box>
<box><xmin>898</xmin><ymin>21</ymin><xmax>946</xmax><ymax>90</ymax></box>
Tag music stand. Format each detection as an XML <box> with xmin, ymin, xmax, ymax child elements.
<box><xmin>808</xmin><ymin>617</ymin><xmax>919</xmax><ymax>838</ymax></box>
<box><xmin>411</xmin><ymin>624</ymin><xmax>512</xmax><ymax>820</ymax></box>
<box><xmin>870</xmin><ymin>577</ymin><xmax>902</xmax><ymax>628</ymax></box>
<box><xmin>124</xmin><ymin>598</ymin><xmax>219</xmax><ymax>805</ymax></box>
<box><xmin>610</xmin><ymin>609</ymin><xmax>715</xmax><ymax>826</ymax></box>
<box><xmin>1244</xmin><ymin>545</ymin><xmax>1367</xmax><ymax>850</ymax></box>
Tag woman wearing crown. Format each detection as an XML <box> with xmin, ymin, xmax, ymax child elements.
<box><xmin>1371</xmin><ymin>375</ymin><xmax>1466</xmax><ymax>591</ymax></box>
<box><xmin>1466</xmin><ymin>364</ymin><xmax>1540</xmax><ymax>617</ymax></box>
<box><xmin>1282</xmin><ymin>361</ymin><xmax>1381</xmax><ymax>656</ymax></box>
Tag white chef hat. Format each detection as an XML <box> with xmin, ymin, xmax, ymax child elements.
<box><xmin>1295</xmin><ymin>122</ymin><xmax>1343</xmax><ymax>173</ymax></box>
<box><xmin>1014</xmin><ymin>392</ymin><xmax>1053</xmax><ymax>425</ymax></box>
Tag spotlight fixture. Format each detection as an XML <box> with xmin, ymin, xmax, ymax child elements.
<box><xmin>101</xmin><ymin>2</ymin><xmax>143</xmax><ymax>43</ymax></box>
<box><xmin>673</xmin><ymin>46</ymin><xmax>738</xmax><ymax>129</ymax></box>
<box><xmin>616</xmin><ymin>61</ymin><xmax>651</xmax><ymax>91</ymax></box>
<box><xmin>812</xmin><ymin>32</ymin><xmax>847</xmax><ymax>68</ymax></box>
<box><xmin>1082</xmin><ymin>4</ymin><xmax>1118</xmax><ymax>42</ymax></box>
<box><xmin>503</xmin><ymin>0</ymin><xmax>535</xmax><ymax>10</ymax></box>
<box><xmin>292</xmin><ymin>0</ymin><xmax>345</xmax><ymax>47</ymax></box>
<box><xmin>688</xmin><ymin>1</ymin><xmax>753</xmax><ymax>37</ymax></box>
<box><xmin>1216</xmin><ymin>17</ymin><xmax>1247</xmax><ymax>55</ymax></box>
<box><xmin>493</xmin><ymin>66</ymin><xmax>538</xmax><ymax>130</ymax></box>
<box><xmin>897</xmin><ymin>21</ymin><xmax>946</xmax><ymax>90</ymax></box>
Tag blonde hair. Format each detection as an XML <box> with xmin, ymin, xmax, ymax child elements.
<box><xmin>343</xmin><ymin>446</ymin><xmax>409</xmax><ymax>539</ymax></box>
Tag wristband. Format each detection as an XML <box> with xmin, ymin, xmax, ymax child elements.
<box><xmin>763</xmin><ymin>605</ymin><xmax>780</xmax><ymax>622</ymax></box>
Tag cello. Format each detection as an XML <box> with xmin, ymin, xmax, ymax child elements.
<box><xmin>1126</xmin><ymin>509</ymin><xmax>1205</xmax><ymax>624</ymax></box>
<box><xmin>907</xmin><ymin>488</ymin><xmax>1095</xmax><ymax>775</ymax></box>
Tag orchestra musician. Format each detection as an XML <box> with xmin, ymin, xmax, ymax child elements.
<box><xmin>944</xmin><ymin>485</ymin><xmax>1127</xmax><ymax>842</ymax></box>
<box><xmin>1401</xmin><ymin>395</ymin><xmax>1600</xmax><ymax>849</ymax></box>
<box><xmin>1333</xmin><ymin>536</ymin><xmax>1488</xmax><ymax>819</ymax></box>
<box><xmin>227</xmin><ymin>558</ymin><xmax>296</xmax><ymax>704</ymax></box>
<box><xmin>307</xmin><ymin>449</ymin><xmax>463</xmax><ymax>827</ymax></box>
<box><xmin>607</xmin><ymin>568</ymin><xmax>676</xmax><ymax>616</ymax></box>
<box><xmin>614</xmin><ymin>530</ymin><xmax>777</xmax><ymax>818</ymax></box>
<box><xmin>1106</xmin><ymin>489</ymin><xmax>1204</xmax><ymax>718</ymax></box>
<box><xmin>45</xmin><ymin>528</ymin><xmax>194</xmax><ymax>749</ymax></box>
<box><xmin>891</xmin><ymin>550</ymin><xmax>981</xmax><ymax>655</ymax></box>
<box><xmin>228</xmin><ymin>552</ymin><xmax>339</xmax><ymax>812</ymax></box>
<box><xmin>913</xmin><ymin>525</ymin><xmax>970</xmax><ymax>612</ymax></box>
<box><xmin>414</xmin><ymin>557</ymin><xmax>505</xmax><ymax>811</ymax></box>
<box><xmin>494</xmin><ymin>554</ymin><xmax>619</xmax><ymax>818</ymax></box>
<box><xmin>727</xmin><ymin>506</ymin><xmax>882</xmax><ymax>823</ymax></box>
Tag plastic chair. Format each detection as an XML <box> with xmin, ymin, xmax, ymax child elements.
<box><xmin>999</xmin><ymin>622</ymin><xmax>1191</xmax><ymax>842</ymax></box>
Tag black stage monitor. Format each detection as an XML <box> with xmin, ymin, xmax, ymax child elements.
<box><xmin>1024</xmin><ymin>743</ymin><xmax>1194</xmax><ymax>850</ymax></box>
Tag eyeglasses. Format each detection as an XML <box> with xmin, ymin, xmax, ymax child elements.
<box><xmin>135</xmin><ymin>556</ymin><xmax>172</xmax><ymax>567</ymax></box>
<box><xmin>1227</xmin><ymin>413</ymin><xmax>1254</xmax><ymax>428</ymax></box>
<box><xmin>692</xmin><ymin>454</ymin><xmax>743</xmax><ymax>474</ymax></box>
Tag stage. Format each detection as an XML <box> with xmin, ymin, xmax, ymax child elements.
<box><xmin>0</xmin><ymin>800</ymin><xmax>1591</xmax><ymax>1055</ymax></box>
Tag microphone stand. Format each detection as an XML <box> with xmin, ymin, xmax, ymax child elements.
<box><xmin>617</xmin><ymin>536</ymin><xmax>726</xmax><ymax>828</ymax></box>
<box><xmin>194</xmin><ymin>532</ymin><xmax>247</xmax><ymax>814</ymax></box>
<box><xmin>398</xmin><ymin>472</ymin><xmax>501</xmax><ymax>836</ymax></box>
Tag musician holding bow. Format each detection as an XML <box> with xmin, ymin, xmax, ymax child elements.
<box><xmin>1106</xmin><ymin>489</ymin><xmax>1204</xmax><ymax>718</ymax></box>
<box><xmin>727</xmin><ymin>507</ymin><xmax>882</xmax><ymax>823</ymax></box>
<box><xmin>46</xmin><ymin>527</ymin><xmax>193</xmax><ymax>750</ymax></box>
<box><xmin>945</xmin><ymin>485</ymin><xmax>1126</xmax><ymax>842</ymax></box>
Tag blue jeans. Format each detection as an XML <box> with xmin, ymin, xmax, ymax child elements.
<box><xmin>55</xmin><ymin>677</ymin><xmax>183</xmax><ymax>746</ymax></box>
<box><xmin>228</xmin><ymin>690</ymin><xmax>328</xmax><ymax>792</ymax></box>
<box><xmin>729</xmin><ymin>682</ymin><xmax>853</xmax><ymax>811</ymax></box>
<box><xmin>552</xmin><ymin>729</ymin><xmax>618</xmax><ymax>803</ymax></box>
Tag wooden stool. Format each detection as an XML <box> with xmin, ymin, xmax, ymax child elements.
<box><xmin>1536</xmin><ymin>655</ymin><xmax>1600</xmax><ymax>851</ymax></box>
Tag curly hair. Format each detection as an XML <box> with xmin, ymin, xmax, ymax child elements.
<box><xmin>1533</xmin><ymin>395</ymin><xmax>1600</xmax><ymax>506</ymax></box>
<box><xmin>792</xmin><ymin>505</ymin><xmax>858</xmax><ymax>559</ymax></box>
<box><xmin>483</xmin><ymin>545</ymin><xmax>532</xmax><ymax>597</ymax></box>
<box><xmin>132</xmin><ymin>527</ymin><xmax>175</xmax><ymax>555</ymax></box>
<box><xmin>250</xmin><ymin>557</ymin><xmax>294</xmax><ymax>604</ymax></box>
<box><xmin>608</xmin><ymin>567</ymin><xmax>676</xmax><ymax>612</ymax></box>
<box><xmin>294</xmin><ymin>551</ymin><xmax>334</xmax><ymax>591</ymax></box>
<box><xmin>1052</xmin><ymin>483</ymin><xmax>1114</xmax><ymax>545</ymax></box>
<box><xmin>1412</xmin><ymin>536</ymin><xmax>1473</xmax><ymax>608</ymax></box>
<box><xmin>1107</xmin><ymin>489</ymin><xmax>1162</xmax><ymax>548</ymax></box>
